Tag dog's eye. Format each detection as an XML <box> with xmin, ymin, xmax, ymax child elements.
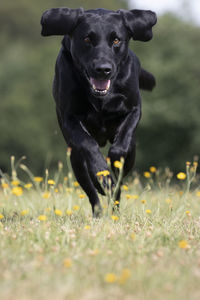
<box><xmin>84</xmin><ymin>37</ymin><xmax>91</xmax><ymax>43</ymax></box>
<box><xmin>113</xmin><ymin>38</ymin><xmax>120</xmax><ymax>45</ymax></box>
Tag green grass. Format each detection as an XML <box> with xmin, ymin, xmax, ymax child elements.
<box><xmin>0</xmin><ymin>158</ymin><xmax>200</xmax><ymax>300</ymax></box>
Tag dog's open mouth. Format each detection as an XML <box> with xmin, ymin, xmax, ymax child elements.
<box><xmin>90</xmin><ymin>78</ymin><xmax>111</xmax><ymax>96</ymax></box>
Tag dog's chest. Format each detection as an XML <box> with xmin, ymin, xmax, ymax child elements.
<box><xmin>82</xmin><ymin>110</ymin><xmax>123</xmax><ymax>147</ymax></box>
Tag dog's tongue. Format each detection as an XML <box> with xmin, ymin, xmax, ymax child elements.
<box><xmin>90</xmin><ymin>78</ymin><xmax>110</xmax><ymax>91</ymax></box>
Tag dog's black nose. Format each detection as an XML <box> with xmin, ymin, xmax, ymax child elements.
<box><xmin>95</xmin><ymin>63</ymin><xmax>112</xmax><ymax>76</ymax></box>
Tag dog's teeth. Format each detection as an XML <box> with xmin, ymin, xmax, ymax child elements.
<box><xmin>106</xmin><ymin>81</ymin><xmax>111</xmax><ymax>91</ymax></box>
<box><xmin>92</xmin><ymin>84</ymin><xmax>96</xmax><ymax>90</ymax></box>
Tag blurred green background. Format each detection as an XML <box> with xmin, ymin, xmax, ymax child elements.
<box><xmin>1</xmin><ymin>0</ymin><xmax>200</xmax><ymax>175</ymax></box>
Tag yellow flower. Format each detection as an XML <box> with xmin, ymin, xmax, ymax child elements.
<box><xmin>38</xmin><ymin>215</ymin><xmax>47</xmax><ymax>221</ymax></box>
<box><xmin>111</xmin><ymin>215</ymin><xmax>119</xmax><ymax>221</ymax></box>
<box><xmin>66</xmin><ymin>209</ymin><xmax>73</xmax><ymax>216</ymax></box>
<box><xmin>20</xmin><ymin>210</ymin><xmax>29</xmax><ymax>216</ymax></box>
<box><xmin>166</xmin><ymin>198</ymin><xmax>172</xmax><ymax>204</ymax></box>
<box><xmin>118</xmin><ymin>269</ymin><xmax>131</xmax><ymax>284</ymax></box>
<box><xmin>141</xmin><ymin>199</ymin><xmax>146</xmax><ymax>204</ymax></box>
<box><xmin>34</xmin><ymin>177</ymin><xmax>43</xmax><ymax>182</ymax></box>
<box><xmin>64</xmin><ymin>177</ymin><xmax>68</xmax><ymax>181</ymax></box>
<box><xmin>42</xmin><ymin>192</ymin><xmax>51</xmax><ymax>199</ymax></box>
<box><xmin>104</xmin><ymin>273</ymin><xmax>117</xmax><ymax>283</ymax></box>
<box><xmin>1</xmin><ymin>183</ymin><xmax>9</xmax><ymax>189</ymax></box>
<box><xmin>79</xmin><ymin>194</ymin><xmax>85</xmax><ymax>199</ymax></box>
<box><xmin>45</xmin><ymin>207</ymin><xmax>51</xmax><ymax>212</ymax></box>
<box><xmin>84</xmin><ymin>225</ymin><xmax>91</xmax><ymax>230</ymax></box>
<box><xmin>126</xmin><ymin>194</ymin><xmax>139</xmax><ymax>200</ymax></box>
<box><xmin>24</xmin><ymin>183</ymin><xmax>33</xmax><ymax>189</ymax></box>
<box><xmin>149</xmin><ymin>166</ymin><xmax>157</xmax><ymax>173</ymax></box>
<box><xmin>178</xmin><ymin>240</ymin><xmax>190</xmax><ymax>249</ymax></box>
<box><xmin>12</xmin><ymin>187</ymin><xmax>23</xmax><ymax>196</ymax></box>
<box><xmin>54</xmin><ymin>209</ymin><xmax>63</xmax><ymax>216</ymax></box>
<box><xmin>130</xmin><ymin>232</ymin><xmax>136</xmax><ymax>240</ymax></box>
<box><xmin>185</xmin><ymin>210</ymin><xmax>191</xmax><ymax>216</ymax></box>
<box><xmin>186</xmin><ymin>161</ymin><xmax>191</xmax><ymax>166</ymax></box>
<box><xmin>114</xmin><ymin>201</ymin><xmax>119</xmax><ymax>205</ymax></box>
<box><xmin>96</xmin><ymin>170</ymin><xmax>110</xmax><ymax>176</ymax></box>
<box><xmin>0</xmin><ymin>214</ymin><xmax>4</xmax><ymax>220</ymax></box>
<box><xmin>193</xmin><ymin>161</ymin><xmax>198</xmax><ymax>167</ymax></box>
<box><xmin>146</xmin><ymin>209</ymin><xmax>152</xmax><ymax>214</ymax></box>
<box><xmin>66</xmin><ymin>188</ymin><xmax>73</xmax><ymax>193</ymax></box>
<box><xmin>73</xmin><ymin>181</ymin><xmax>79</xmax><ymax>187</ymax></box>
<box><xmin>63</xmin><ymin>258</ymin><xmax>72</xmax><ymax>268</ymax></box>
<box><xmin>11</xmin><ymin>180</ymin><xmax>20</xmax><ymax>186</ymax></box>
<box><xmin>196</xmin><ymin>191</ymin><xmax>200</xmax><ymax>197</ymax></box>
<box><xmin>54</xmin><ymin>188</ymin><xmax>59</xmax><ymax>193</ymax></box>
<box><xmin>122</xmin><ymin>185</ymin><xmax>128</xmax><ymax>191</ymax></box>
<box><xmin>48</xmin><ymin>179</ymin><xmax>55</xmax><ymax>185</ymax></box>
<box><xmin>144</xmin><ymin>171</ymin><xmax>151</xmax><ymax>178</ymax></box>
<box><xmin>177</xmin><ymin>172</ymin><xmax>186</xmax><ymax>180</ymax></box>
<box><xmin>73</xmin><ymin>205</ymin><xmax>80</xmax><ymax>211</ymax></box>
<box><xmin>114</xmin><ymin>161</ymin><xmax>122</xmax><ymax>169</ymax></box>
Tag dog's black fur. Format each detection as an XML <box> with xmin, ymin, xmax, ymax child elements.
<box><xmin>41</xmin><ymin>7</ymin><xmax>157</xmax><ymax>216</ymax></box>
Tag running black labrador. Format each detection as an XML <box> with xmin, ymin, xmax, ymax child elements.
<box><xmin>41</xmin><ymin>7</ymin><xmax>157</xmax><ymax>216</ymax></box>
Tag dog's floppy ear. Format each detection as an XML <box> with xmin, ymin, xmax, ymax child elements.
<box><xmin>41</xmin><ymin>7</ymin><xmax>84</xmax><ymax>36</ymax></box>
<box><xmin>119</xmin><ymin>9</ymin><xmax>157</xmax><ymax>42</ymax></box>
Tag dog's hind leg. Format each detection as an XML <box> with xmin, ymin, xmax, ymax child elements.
<box><xmin>70</xmin><ymin>149</ymin><xmax>102</xmax><ymax>217</ymax></box>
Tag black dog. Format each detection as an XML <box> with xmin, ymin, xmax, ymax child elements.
<box><xmin>41</xmin><ymin>7</ymin><xmax>157</xmax><ymax>216</ymax></box>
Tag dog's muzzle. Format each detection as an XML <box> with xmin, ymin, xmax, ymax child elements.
<box><xmin>90</xmin><ymin>78</ymin><xmax>111</xmax><ymax>96</ymax></box>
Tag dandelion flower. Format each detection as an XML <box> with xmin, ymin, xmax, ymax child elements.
<box><xmin>48</xmin><ymin>179</ymin><xmax>55</xmax><ymax>185</ymax></box>
<box><xmin>54</xmin><ymin>209</ymin><xmax>63</xmax><ymax>216</ymax></box>
<box><xmin>66</xmin><ymin>188</ymin><xmax>73</xmax><ymax>193</ymax></box>
<box><xmin>79</xmin><ymin>194</ymin><xmax>85</xmax><ymax>199</ymax></box>
<box><xmin>196</xmin><ymin>191</ymin><xmax>200</xmax><ymax>197</ymax></box>
<box><xmin>146</xmin><ymin>209</ymin><xmax>152</xmax><ymax>214</ymax></box>
<box><xmin>42</xmin><ymin>192</ymin><xmax>51</xmax><ymax>199</ymax></box>
<box><xmin>24</xmin><ymin>183</ymin><xmax>33</xmax><ymax>189</ymax></box>
<box><xmin>111</xmin><ymin>215</ymin><xmax>119</xmax><ymax>221</ymax></box>
<box><xmin>1</xmin><ymin>183</ymin><xmax>9</xmax><ymax>189</ymax></box>
<box><xmin>177</xmin><ymin>172</ymin><xmax>186</xmax><ymax>180</ymax></box>
<box><xmin>38</xmin><ymin>215</ymin><xmax>47</xmax><ymax>221</ymax></box>
<box><xmin>122</xmin><ymin>185</ymin><xmax>128</xmax><ymax>191</ymax></box>
<box><xmin>166</xmin><ymin>198</ymin><xmax>172</xmax><ymax>204</ymax></box>
<box><xmin>114</xmin><ymin>201</ymin><xmax>119</xmax><ymax>205</ymax></box>
<box><xmin>185</xmin><ymin>210</ymin><xmax>191</xmax><ymax>216</ymax></box>
<box><xmin>141</xmin><ymin>199</ymin><xmax>146</xmax><ymax>204</ymax></box>
<box><xmin>73</xmin><ymin>205</ymin><xmax>80</xmax><ymax>211</ymax></box>
<box><xmin>96</xmin><ymin>170</ymin><xmax>110</xmax><ymax>176</ymax></box>
<box><xmin>21</xmin><ymin>210</ymin><xmax>29</xmax><ymax>216</ymax></box>
<box><xmin>130</xmin><ymin>232</ymin><xmax>136</xmax><ymax>240</ymax></box>
<box><xmin>66</xmin><ymin>209</ymin><xmax>73</xmax><ymax>216</ymax></box>
<box><xmin>11</xmin><ymin>180</ymin><xmax>20</xmax><ymax>186</ymax></box>
<box><xmin>144</xmin><ymin>171</ymin><xmax>151</xmax><ymax>178</ymax></box>
<box><xmin>149</xmin><ymin>166</ymin><xmax>157</xmax><ymax>173</ymax></box>
<box><xmin>0</xmin><ymin>214</ymin><xmax>4</xmax><ymax>220</ymax></box>
<box><xmin>114</xmin><ymin>161</ymin><xmax>123</xmax><ymax>169</ymax></box>
<box><xmin>73</xmin><ymin>181</ymin><xmax>79</xmax><ymax>187</ymax></box>
<box><xmin>54</xmin><ymin>188</ymin><xmax>59</xmax><ymax>193</ymax></box>
<box><xmin>63</xmin><ymin>258</ymin><xmax>72</xmax><ymax>268</ymax></box>
<box><xmin>12</xmin><ymin>187</ymin><xmax>23</xmax><ymax>196</ymax></box>
<box><xmin>178</xmin><ymin>240</ymin><xmax>190</xmax><ymax>249</ymax></box>
<box><xmin>34</xmin><ymin>177</ymin><xmax>43</xmax><ymax>183</ymax></box>
<box><xmin>84</xmin><ymin>225</ymin><xmax>91</xmax><ymax>230</ymax></box>
<box><xmin>118</xmin><ymin>269</ymin><xmax>131</xmax><ymax>284</ymax></box>
<box><xmin>104</xmin><ymin>273</ymin><xmax>117</xmax><ymax>283</ymax></box>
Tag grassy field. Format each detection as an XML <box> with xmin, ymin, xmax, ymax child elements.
<box><xmin>0</xmin><ymin>157</ymin><xmax>200</xmax><ymax>300</ymax></box>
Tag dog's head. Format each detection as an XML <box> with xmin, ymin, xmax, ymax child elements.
<box><xmin>41</xmin><ymin>8</ymin><xmax>156</xmax><ymax>97</ymax></box>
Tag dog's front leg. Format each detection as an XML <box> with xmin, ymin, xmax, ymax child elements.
<box><xmin>108</xmin><ymin>105</ymin><xmax>141</xmax><ymax>178</ymax></box>
<box><xmin>60</xmin><ymin>113</ymin><xmax>112</xmax><ymax>216</ymax></box>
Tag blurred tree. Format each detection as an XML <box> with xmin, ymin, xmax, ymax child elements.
<box><xmin>132</xmin><ymin>14</ymin><xmax>200</xmax><ymax>171</ymax></box>
<box><xmin>0</xmin><ymin>1</ymin><xmax>200</xmax><ymax>175</ymax></box>
<box><xmin>0</xmin><ymin>0</ymin><xmax>127</xmax><ymax>174</ymax></box>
